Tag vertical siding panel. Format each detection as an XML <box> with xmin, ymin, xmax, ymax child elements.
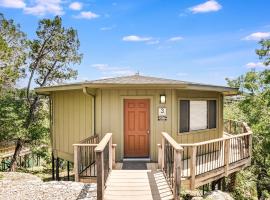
<box><xmin>63</xmin><ymin>91</ymin><xmax>68</xmax><ymax>153</ymax></box>
<box><xmin>95</xmin><ymin>89</ymin><xmax>102</xmax><ymax>135</ymax></box>
<box><xmin>79</xmin><ymin>93</ymin><xmax>84</xmax><ymax>141</ymax></box>
<box><xmin>74</xmin><ymin>91</ymin><xmax>80</xmax><ymax>143</ymax></box>
<box><xmin>59</xmin><ymin>92</ymin><xmax>64</xmax><ymax>153</ymax></box>
<box><xmin>68</xmin><ymin>92</ymin><xmax>73</xmax><ymax>153</ymax></box>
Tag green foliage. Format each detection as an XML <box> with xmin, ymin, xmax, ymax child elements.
<box><xmin>224</xmin><ymin>101</ymin><xmax>246</xmax><ymax>122</ymax></box>
<box><xmin>226</xmin><ymin>39</ymin><xmax>270</xmax><ymax>199</ymax></box>
<box><xmin>231</xmin><ymin>169</ymin><xmax>257</xmax><ymax>200</ymax></box>
<box><xmin>0</xmin><ymin>13</ymin><xmax>27</xmax><ymax>92</ymax></box>
<box><xmin>256</xmin><ymin>40</ymin><xmax>270</xmax><ymax>66</ymax></box>
<box><xmin>0</xmin><ymin>15</ymin><xmax>82</xmax><ymax>171</ymax></box>
<box><xmin>27</xmin><ymin>15</ymin><xmax>81</xmax><ymax>90</ymax></box>
<box><xmin>0</xmin><ymin>89</ymin><xmax>49</xmax><ymax>144</ymax></box>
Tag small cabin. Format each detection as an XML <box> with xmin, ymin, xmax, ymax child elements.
<box><xmin>36</xmin><ymin>74</ymin><xmax>252</xmax><ymax>198</ymax></box>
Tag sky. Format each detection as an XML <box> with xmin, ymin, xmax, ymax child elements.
<box><xmin>1</xmin><ymin>0</ymin><xmax>270</xmax><ymax>86</ymax></box>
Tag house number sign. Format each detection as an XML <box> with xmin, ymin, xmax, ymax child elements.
<box><xmin>158</xmin><ymin>107</ymin><xmax>167</xmax><ymax>121</ymax></box>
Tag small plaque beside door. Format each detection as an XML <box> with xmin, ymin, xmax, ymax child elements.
<box><xmin>158</xmin><ymin>107</ymin><xmax>167</xmax><ymax>121</ymax></box>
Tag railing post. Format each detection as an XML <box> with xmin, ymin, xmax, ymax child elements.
<box><xmin>174</xmin><ymin>149</ymin><xmax>182</xmax><ymax>200</ymax></box>
<box><xmin>161</xmin><ymin>136</ymin><xmax>165</xmax><ymax>170</ymax></box>
<box><xmin>224</xmin><ymin>138</ymin><xmax>230</xmax><ymax>176</ymax></box>
<box><xmin>190</xmin><ymin>145</ymin><xmax>197</xmax><ymax>190</ymax></box>
<box><xmin>96</xmin><ymin>151</ymin><xmax>104</xmax><ymax>200</ymax></box>
<box><xmin>157</xmin><ymin>144</ymin><xmax>162</xmax><ymax>169</ymax></box>
<box><xmin>248</xmin><ymin>134</ymin><xmax>252</xmax><ymax>164</ymax></box>
<box><xmin>73</xmin><ymin>145</ymin><xmax>79</xmax><ymax>182</ymax></box>
<box><xmin>112</xmin><ymin>144</ymin><xmax>117</xmax><ymax>169</ymax></box>
<box><xmin>229</xmin><ymin>120</ymin><xmax>232</xmax><ymax>134</ymax></box>
<box><xmin>109</xmin><ymin>137</ymin><xmax>112</xmax><ymax>170</ymax></box>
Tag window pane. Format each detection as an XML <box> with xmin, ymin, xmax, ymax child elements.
<box><xmin>190</xmin><ymin>101</ymin><xmax>207</xmax><ymax>131</ymax></box>
<box><xmin>208</xmin><ymin>100</ymin><xmax>217</xmax><ymax>129</ymax></box>
<box><xmin>179</xmin><ymin>100</ymin><xmax>189</xmax><ymax>133</ymax></box>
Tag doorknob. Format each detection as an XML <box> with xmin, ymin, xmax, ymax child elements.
<box><xmin>147</xmin><ymin>130</ymin><xmax>150</xmax><ymax>134</ymax></box>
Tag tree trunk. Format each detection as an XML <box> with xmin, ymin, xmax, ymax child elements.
<box><xmin>256</xmin><ymin>170</ymin><xmax>263</xmax><ymax>200</ymax></box>
<box><xmin>9</xmin><ymin>139</ymin><xmax>23</xmax><ymax>171</ymax></box>
<box><xmin>228</xmin><ymin>172</ymin><xmax>237</xmax><ymax>192</ymax></box>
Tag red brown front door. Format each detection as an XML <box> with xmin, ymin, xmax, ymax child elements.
<box><xmin>124</xmin><ymin>99</ymin><xmax>150</xmax><ymax>157</ymax></box>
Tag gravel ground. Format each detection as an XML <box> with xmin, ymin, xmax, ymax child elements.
<box><xmin>0</xmin><ymin>172</ymin><xmax>97</xmax><ymax>200</ymax></box>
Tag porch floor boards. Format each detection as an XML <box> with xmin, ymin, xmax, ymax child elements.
<box><xmin>104</xmin><ymin>170</ymin><xmax>173</xmax><ymax>200</ymax></box>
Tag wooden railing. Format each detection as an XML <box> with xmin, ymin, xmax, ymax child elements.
<box><xmin>158</xmin><ymin>132</ymin><xmax>183</xmax><ymax>200</ymax></box>
<box><xmin>179</xmin><ymin>120</ymin><xmax>252</xmax><ymax>189</ymax></box>
<box><xmin>73</xmin><ymin>135</ymin><xmax>99</xmax><ymax>181</ymax></box>
<box><xmin>95</xmin><ymin>133</ymin><xmax>113</xmax><ymax>200</ymax></box>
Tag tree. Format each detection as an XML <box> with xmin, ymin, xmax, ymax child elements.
<box><xmin>0</xmin><ymin>13</ymin><xmax>27</xmax><ymax>93</ymax></box>
<box><xmin>226</xmin><ymin>40</ymin><xmax>270</xmax><ymax>199</ymax></box>
<box><xmin>7</xmin><ymin>16</ymin><xmax>82</xmax><ymax>171</ymax></box>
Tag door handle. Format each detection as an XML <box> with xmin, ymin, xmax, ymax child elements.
<box><xmin>147</xmin><ymin>130</ymin><xmax>150</xmax><ymax>134</ymax></box>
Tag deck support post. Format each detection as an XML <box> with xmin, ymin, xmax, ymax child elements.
<box><xmin>96</xmin><ymin>151</ymin><xmax>104</xmax><ymax>200</ymax></box>
<box><xmin>56</xmin><ymin>157</ymin><xmax>60</xmax><ymax>181</ymax></box>
<box><xmin>190</xmin><ymin>145</ymin><xmax>197</xmax><ymax>190</ymax></box>
<box><xmin>211</xmin><ymin>181</ymin><xmax>216</xmax><ymax>190</ymax></box>
<box><xmin>73</xmin><ymin>145</ymin><xmax>79</xmax><ymax>182</ymax></box>
<box><xmin>67</xmin><ymin>161</ymin><xmax>70</xmax><ymax>181</ymax></box>
<box><xmin>224</xmin><ymin>139</ymin><xmax>230</xmax><ymax>176</ymax></box>
<box><xmin>52</xmin><ymin>152</ymin><xmax>55</xmax><ymax>180</ymax></box>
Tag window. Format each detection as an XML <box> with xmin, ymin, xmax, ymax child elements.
<box><xmin>179</xmin><ymin>100</ymin><xmax>217</xmax><ymax>133</ymax></box>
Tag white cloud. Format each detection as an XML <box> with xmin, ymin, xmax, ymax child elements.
<box><xmin>189</xmin><ymin>0</ymin><xmax>222</xmax><ymax>14</ymax></box>
<box><xmin>0</xmin><ymin>0</ymin><xmax>25</xmax><ymax>8</ymax></box>
<box><xmin>243</xmin><ymin>32</ymin><xmax>270</xmax><ymax>41</ymax></box>
<box><xmin>74</xmin><ymin>11</ymin><xmax>99</xmax><ymax>19</ymax></box>
<box><xmin>168</xmin><ymin>36</ymin><xmax>184</xmax><ymax>42</ymax></box>
<box><xmin>246</xmin><ymin>62</ymin><xmax>266</xmax><ymax>68</ymax></box>
<box><xmin>123</xmin><ymin>35</ymin><xmax>152</xmax><ymax>42</ymax></box>
<box><xmin>69</xmin><ymin>2</ymin><xmax>82</xmax><ymax>11</ymax></box>
<box><xmin>24</xmin><ymin>0</ymin><xmax>64</xmax><ymax>16</ymax></box>
<box><xmin>92</xmin><ymin>64</ymin><xmax>135</xmax><ymax>76</ymax></box>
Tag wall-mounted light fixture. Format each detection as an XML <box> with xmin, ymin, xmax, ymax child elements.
<box><xmin>160</xmin><ymin>94</ymin><xmax>166</xmax><ymax>104</ymax></box>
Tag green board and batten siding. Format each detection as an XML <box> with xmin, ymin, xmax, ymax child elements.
<box><xmin>51</xmin><ymin>90</ymin><xmax>94</xmax><ymax>161</ymax></box>
<box><xmin>51</xmin><ymin>88</ymin><xmax>223</xmax><ymax>162</ymax></box>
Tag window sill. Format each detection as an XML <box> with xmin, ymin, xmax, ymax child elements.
<box><xmin>177</xmin><ymin>128</ymin><xmax>217</xmax><ymax>136</ymax></box>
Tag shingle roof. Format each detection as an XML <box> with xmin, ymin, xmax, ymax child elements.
<box><xmin>88</xmin><ymin>74</ymin><xmax>188</xmax><ymax>85</ymax></box>
<box><xmin>35</xmin><ymin>74</ymin><xmax>239</xmax><ymax>95</ymax></box>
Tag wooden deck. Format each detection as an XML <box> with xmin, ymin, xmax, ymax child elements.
<box><xmin>74</xmin><ymin>120</ymin><xmax>252</xmax><ymax>200</ymax></box>
<box><xmin>104</xmin><ymin>170</ymin><xmax>173</xmax><ymax>200</ymax></box>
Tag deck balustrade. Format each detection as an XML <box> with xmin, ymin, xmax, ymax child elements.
<box><xmin>158</xmin><ymin>119</ymin><xmax>252</xmax><ymax>191</ymax></box>
<box><xmin>73</xmin><ymin>135</ymin><xmax>99</xmax><ymax>182</ymax></box>
<box><xmin>159</xmin><ymin>132</ymin><xmax>183</xmax><ymax>200</ymax></box>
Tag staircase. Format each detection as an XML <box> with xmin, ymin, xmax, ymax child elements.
<box><xmin>104</xmin><ymin>170</ymin><xmax>173</xmax><ymax>200</ymax></box>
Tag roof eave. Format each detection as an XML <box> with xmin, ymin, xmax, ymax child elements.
<box><xmin>35</xmin><ymin>82</ymin><xmax>238</xmax><ymax>96</ymax></box>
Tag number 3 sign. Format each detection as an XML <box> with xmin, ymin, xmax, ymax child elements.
<box><xmin>158</xmin><ymin>107</ymin><xmax>167</xmax><ymax>120</ymax></box>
